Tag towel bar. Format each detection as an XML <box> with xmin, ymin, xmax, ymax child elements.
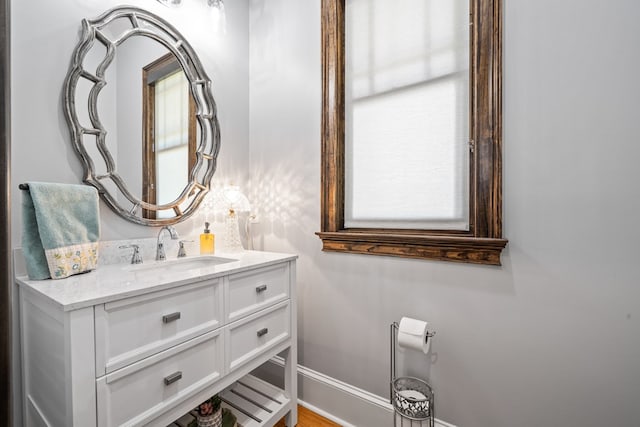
<box><xmin>19</xmin><ymin>183</ymin><xmax>104</xmax><ymax>195</ymax></box>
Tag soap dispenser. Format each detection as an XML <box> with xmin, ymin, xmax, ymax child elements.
<box><xmin>200</xmin><ymin>222</ymin><xmax>215</xmax><ymax>254</ymax></box>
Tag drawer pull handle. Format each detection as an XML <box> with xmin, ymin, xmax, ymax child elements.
<box><xmin>164</xmin><ymin>371</ymin><xmax>182</xmax><ymax>386</ymax></box>
<box><xmin>162</xmin><ymin>312</ymin><xmax>181</xmax><ymax>323</ymax></box>
<box><xmin>257</xmin><ymin>328</ymin><xmax>269</xmax><ymax>337</ymax></box>
<box><xmin>255</xmin><ymin>285</ymin><xmax>268</xmax><ymax>293</ymax></box>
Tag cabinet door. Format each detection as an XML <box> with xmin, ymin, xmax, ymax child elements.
<box><xmin>227</xmin><ymin>301</ymin><xmax>291</xmax><ymax>372</ymax></box>
<box><xmin>96</xmin><ymin>329</ymin><xmax>223</xmax><ymax>427</ymax></box>
<box><xmin>95</xmin><ymin>279</ymin><xmax>223</xmax><ymax>375</ymax></box>
<box><xmin>227</xmin><ymin>263</ymin><xmax>290</xmax><ymax>322</ymax></box>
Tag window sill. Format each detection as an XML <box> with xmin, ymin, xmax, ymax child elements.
<box><xmin>316</xmin><ymin>231</ymin><xmax>508</xmax><ymax>266</ymax></box>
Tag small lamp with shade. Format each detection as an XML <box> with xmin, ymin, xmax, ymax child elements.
<box><xmin>200</xmin><ymin>184</ymin><xmax>253</xmax><ymax>252</ymax></box>
<box><xmin>220</xmin><ymin>185</ymin><xmax>251</xmax><ymax>252</ymax></box>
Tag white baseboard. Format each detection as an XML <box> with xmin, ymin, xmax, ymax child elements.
<box><xmin>264</xmin><ymin>357</ymin><xmax>454</xmax><ymax>427</ymax></box>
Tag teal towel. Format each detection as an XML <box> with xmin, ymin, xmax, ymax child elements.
<box><xmin>22</xmin><ymin>182</ymin><xmax>100</xmax><ymax>280</ymax></box>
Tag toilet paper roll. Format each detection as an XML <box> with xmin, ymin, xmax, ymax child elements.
<box><xmin>398</xmin><ymin>317</ymin><xmax>431</xmax><ymax>354</ymax></box>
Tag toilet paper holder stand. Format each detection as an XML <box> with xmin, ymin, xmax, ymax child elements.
<box><xmin>390</xmin><ymin>322</ymin><xmax>435</xmax><ymax>388</ymax></box>
<box><xmin>390</xmin><ymin>322</ymin><xmax>436</xmax><ymax>427</ymax></box>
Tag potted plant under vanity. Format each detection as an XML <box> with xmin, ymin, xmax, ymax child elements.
<box><xmin>196</xmin><ymin>394</ymin><xmax>223</xmax><ymax>427</ymax></box>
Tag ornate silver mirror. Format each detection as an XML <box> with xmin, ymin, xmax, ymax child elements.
<box><xmin>64</xmin><ymin>6</ymin><xmax>220</xmax><ymax>225</ymax></box>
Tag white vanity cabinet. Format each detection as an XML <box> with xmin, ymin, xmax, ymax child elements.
<box><xmin>17</xmin><ymin>251</ymin><xmax>298</xmax><ymax>427</ymax></box>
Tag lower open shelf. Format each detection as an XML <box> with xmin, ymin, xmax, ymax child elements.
<box><xmin>220</xmin><ymin>375</ymin><xmax>291</xmax><ymax>427</ymax></box>
<box><xmin>169</xmin><ymin>374</ymin><xmax>292</xmax><ymax>427</ymax></box>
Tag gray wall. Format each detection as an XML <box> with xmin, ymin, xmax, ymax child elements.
<box><xmin>115</xmin><ymin>36</ymin><xmax>168</xmax><ymax>201</ymax></box>
<box><xmin>249</xmin><ymin>1</ymin><xmax>640</xmax><ymax>427</ymax></box>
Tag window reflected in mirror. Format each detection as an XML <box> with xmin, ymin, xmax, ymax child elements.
<box><xmin>142</xmin><ymin>53</ymin><xmax>196</xmax><ymax>219</ymax></box>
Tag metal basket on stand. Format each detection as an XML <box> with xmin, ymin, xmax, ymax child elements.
<box><xmin>390</xmin><ymin>323</ymin><xmax>435</xmax><ymax>427</ymax></box>
<box><xmin>392</xmin><ymin>376</ymin><xmax>434</xmax><ymax>426</ymax></box>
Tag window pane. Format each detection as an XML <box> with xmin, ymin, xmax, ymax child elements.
<box><xmin>345</xmin><ymin>0</ymin><xmax>470</xmax><ymax>230</ymax></box>
<box><xmin>157</xmin><ymin>145</ymin><xmax>188</xmax><ymax>216</ymax></box>
<box><xmin>155</xmin><ymin>70</ymin><xmax>189</xmax><ymax>151</ymax></box>
<box><xmin>154</xmin><ymin>70</ymin><xmax>190</xmax><ymax>214</ymax></box>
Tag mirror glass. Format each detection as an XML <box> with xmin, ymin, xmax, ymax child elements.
<box><xmin>142</xmin><ymin>53</ymin><xmax>197</xmax><ymax>219</ymax></box>
<box><xmin>64</xmin><ymin>7</ymin><xmax>220</xmax><ymax>225</ymax></box>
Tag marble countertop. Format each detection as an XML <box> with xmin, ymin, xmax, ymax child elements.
<box><xmin>16</xmin><ymin>250</ymin><xmax>297</xmax><ymax>312</ymax></box>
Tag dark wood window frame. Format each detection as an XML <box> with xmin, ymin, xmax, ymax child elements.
<box><xmin>142</xmin><ymin>52</ymin><xmax>197</xmax><ymax>219</ymax></box>
<box><xmin>316</xmin><ymin>0</ymin><xmax>508</xmax><ymax>265</ymax></box>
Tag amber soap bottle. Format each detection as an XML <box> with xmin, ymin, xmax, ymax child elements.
<box><xmin>200</xmin><ymin>222</ymin><xmax>215</xmax><ymax>254</ymax></box>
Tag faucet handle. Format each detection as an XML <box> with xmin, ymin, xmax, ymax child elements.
<box><xmin>119</xmin><ymin>244</ymin><xmax>143</xmax><ymax>264</ymax></box>
<box><xmin>177</xmin><ymin>240</ymin><xmax>193</xmax><ymax>258</ymax></box>
<box><xmin>156</xmin><ymin>242</ymin><xmax>166</xmax><ymax>261</ymax></box>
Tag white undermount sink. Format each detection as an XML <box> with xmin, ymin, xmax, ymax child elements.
<box><xmin>126</xmin><ymin>255</ymin><xmax>238</xmax><ymax>273</ymax></box>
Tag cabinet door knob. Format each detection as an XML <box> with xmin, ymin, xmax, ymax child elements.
<box><xmin>257</xmin><ymin>328</ymin><xmax>269</xmax><ymax>337</ymax></box>
<box><xmin>164</xmin><ymin>371</ymin><xmax>182</xmax><ymax>386</ymax></box>
<box><xmin>255</xmin><ymin>284</ymin><xmax>268</xmax><ymax>293</ymax></box>
<box><xmin>162</xmin><ymin>312</ymin><xmax>181</xmax><ymax>323</ymax></box>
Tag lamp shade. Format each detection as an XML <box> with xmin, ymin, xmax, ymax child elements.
<box><xmin>221</xmin><ymin>185</ymin><xmax>251</xmax><ymax>213</ymax></box>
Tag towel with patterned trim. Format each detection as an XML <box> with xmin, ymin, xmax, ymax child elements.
<box><xmin>22</xmin><ymin>182</ymin><xmax>100</xmax><ymax>280</ymax></box>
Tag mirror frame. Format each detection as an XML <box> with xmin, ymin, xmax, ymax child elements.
<box><xmin>63</xmin><ymin>6</ymin><xmax>220</xmax><ymax>226</ymax></box>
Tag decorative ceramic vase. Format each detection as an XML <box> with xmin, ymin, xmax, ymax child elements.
<box><xmin>197</xmin><ymin>408</ymin><xmax>222</xmax><ymax>427</ymax></box>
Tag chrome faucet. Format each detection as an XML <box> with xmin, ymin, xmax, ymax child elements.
<box><xmin>156</xmin><ymin>226</ymin><xmax>179</xmax><ymax>261</ymax></box>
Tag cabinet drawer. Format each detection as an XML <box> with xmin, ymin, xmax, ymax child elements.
<box><xmin>227</xmin><ymin>301</ymin><xmax>290</xmax><ymax>372</ymax></box>
<box><xmin>227</xmin><ymin>263</ymin><xmax>289</xmax><ymax>322</ymax></box>
<box><xmin>95</xmin><ymin>279</ymin><xmax>223</xmax><ymax>375</ymax></box>
<box><xmin>97</xmin><ymin>329</ymin><xmax>223</xmax><ymax>427</ymax></box>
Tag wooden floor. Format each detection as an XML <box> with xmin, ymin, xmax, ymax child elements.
<box><xmin>274</xmin><ymin>405</ymin><xmax>341</xmax><ymax>427</ymax></box>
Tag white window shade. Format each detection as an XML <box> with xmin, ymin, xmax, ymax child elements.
<box><xmin>155</xmin><ymin>70</ymin><xmax>189</xmax><ymax>150</ymax></box>
<box><xmin>345</xmin><ymin>0</ymin><xmax>470</xmax><ymax>230</ymax></box>
<box><xmin>154</xmin><ymin>70</ymin><xmax>189</xmax><ymax>212</ymax></box>
<box><xmin>157</xmin><ymin>147</ymin><xmax>188</xmax><ymax>213</ymax></box>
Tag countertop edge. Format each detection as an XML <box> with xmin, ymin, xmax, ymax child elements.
<box><xmin>16</xmin><ymin>251</ymin><xmax>298</xmax><ymax>312</ymax></box>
